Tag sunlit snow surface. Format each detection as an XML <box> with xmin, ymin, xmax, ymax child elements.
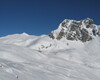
<box><xmin>0</xmin><ymin>33</ymin><xmax>100</xmax><ymax>80</ymax></box>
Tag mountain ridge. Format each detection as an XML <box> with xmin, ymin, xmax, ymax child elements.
<box><xmin>49</xmin><ymin>18</ymin><xmax>100</xmax><ymax>42</ymax></box>
<box><xmin>0</xmin><ymin>18</ymin><xmax>100</xmax><ymax>80</ymax></box>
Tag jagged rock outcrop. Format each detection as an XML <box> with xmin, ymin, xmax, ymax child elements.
<box><xmin>49</xmin><ymin>18</ymin><xmax>100</xmax><ymax>42</ymax></box>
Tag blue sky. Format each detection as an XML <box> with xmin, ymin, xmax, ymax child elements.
<box><xmin>0</xmin><ymin>0</ymin><xmax>100</xmax><ymax>36</ymax></box>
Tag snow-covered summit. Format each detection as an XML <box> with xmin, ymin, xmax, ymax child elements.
<box><xmin>21</xmin><ymin>32</ymin><xmax>30</xmax><ymax>36</ymax></box>
<box><xmin>49</xmin><ymin>18</ymin><xmax>100</xmax><ymax>42</ymax></box>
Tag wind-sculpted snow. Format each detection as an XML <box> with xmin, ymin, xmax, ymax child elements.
<box><xmin>0</xmin><ymin>19</ymin><xmax>100</xmax><ymax>80</ymax></box>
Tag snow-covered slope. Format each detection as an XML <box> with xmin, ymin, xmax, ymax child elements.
<box><xmin>0</xmin><ymin>18</ymin><xmax>100</xmax><ymax>80</ymax></box>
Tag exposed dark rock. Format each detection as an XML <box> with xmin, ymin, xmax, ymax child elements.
<box><xmin>67</xmin><ymin>32</ymin><xmax>77</xmax><ymax>40</ymax></box>
<box><xmin>62</xmin><ymin>22</ymin><xmax>66</xmax><ymax>27</ymax></box>
<box><xmin>81</xmin><ymin>29</ymin><xmax>91</xmax><ymax>42</ymax></box>
<box><xmin>84</xmin><ymin>18</ymin><xmax>94</xmax><ymax>28</ymax></box>
<box><xmin>49</xmin><ymin>33</ymin><xmax>55</xmax><ymax>39</ymax></box>
<box><xmin>56</xmin><ymin>29</ymin><xmax>64</xmax><ymax>40</ymax></box>
<box><xmin>70</xmin><ymin>24</ymin><xmax>79</xmax><ymax>31</ymax></box>
<box><xmin>49</xmin><ymin>18</ymin><xmax>100</xmax><ymax>42</ymax></box>
<box><xmin>61</xmin><ymin>20</ymin><xmax>69</xmax><ymax>27</ymax></box>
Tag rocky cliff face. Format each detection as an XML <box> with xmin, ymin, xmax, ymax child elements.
<box><xmin>49</xmin><ymin>18</ymin><xmax>100</xmax><ymax>42</ymax></box>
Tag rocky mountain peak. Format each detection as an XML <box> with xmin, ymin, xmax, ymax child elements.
<box><xmin>49</xmin><ymin>18</ymin><xmax>100</xmax><ymax>42</ymax></box>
